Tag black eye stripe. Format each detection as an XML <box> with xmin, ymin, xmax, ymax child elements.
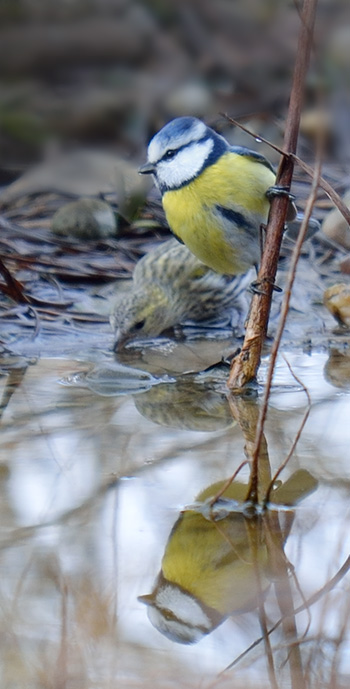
<box><xmin>162</xmin><ymin>149</ymin><xmax>177</xmax><ymax>161</ymax></box>
<box><xmin>159</xmin><ymin>135</ymin><xmax>212</xmax><ymax>164</ymax></box>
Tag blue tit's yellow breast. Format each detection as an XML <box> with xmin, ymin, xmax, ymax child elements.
<box><xmin>162</xmin><ymin>151</ymin><xmax>276</xmax><ymax>274</ymax></box>
<box><xmin>161</xmin><ymin>509</ymin><xmax>269</xmax><ymax>615</ymax></box>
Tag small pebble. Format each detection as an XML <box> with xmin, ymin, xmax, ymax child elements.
<box><xmin>323</xmin><ymin>283</ymin><xmax>350</xmax><ymax>327</ymax></box>
<box><xmin>322</xmin><ymin>191</ymin><xmax>350</xmax><ymax>251</ymax></box>
<box><xmin>51</xmin><ymin>198</ymin><xmax>117</xmax><ymax>240</ymax></box>
<box><xmin>299</xmin><ymin>108</ymin><xmax>332</xmax><ymax>142</ymax></box>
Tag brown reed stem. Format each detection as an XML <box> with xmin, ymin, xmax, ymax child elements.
<box><xmin>227</xmin><ymin>0</ymin><xmax>319</xmax><ymax>396</ymax></box>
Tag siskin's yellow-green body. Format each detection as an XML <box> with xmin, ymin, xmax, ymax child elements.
<box><xmin>162</xmin><ymin>151</ymin><xmax>275</xmax><ymax>274</ymax></box>
<box><xmin>111</xmin><ymin>238</ymin><xmax>250</xmax><ymax>348</ymax></box>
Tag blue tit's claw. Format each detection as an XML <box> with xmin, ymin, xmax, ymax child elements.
<box><xmin>266</xmin><ymin>185</ymin><xmax>296</xmax><ymax>203</ymax></box>
<box><xmin>272</xmin><ymin>282</ymin><xmax>283</xmax><ymax>293</ymax></box>
<box><xmin>249</xmin><ymin>280</ymin><xmax>268</xmax><ymax>296</ymax></box>
<box><xmin>249</xmin><ymin>277</ymin><xmax>283</xmax><ymax>295</ymax></box>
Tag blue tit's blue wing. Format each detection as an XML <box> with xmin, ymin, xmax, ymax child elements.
<box><xmin>229</xmin><ymin>145</ymin><xmax>275</xmax><ymax>174</ymax></box>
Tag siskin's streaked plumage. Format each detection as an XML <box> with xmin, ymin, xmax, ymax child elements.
<box><xmin>110</xmin><ymin>238</ymin><xmax>251</xmax><ymax>349</ymax></box>
<box><xmin>139</xmin><ymin>116</ymin><xmax>296</xmax><ymax>275</ymax></box>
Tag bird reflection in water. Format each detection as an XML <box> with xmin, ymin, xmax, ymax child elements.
<box><xmin>139</xmin><ymin>471</ymin><xmax>317</xmax><ymax>644</ymax></box>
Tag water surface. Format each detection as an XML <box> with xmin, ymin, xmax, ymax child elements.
<box><xmin>1</xmin><ymin>343</ymin><xmax>350</xmax><ymax>688</ymax></box>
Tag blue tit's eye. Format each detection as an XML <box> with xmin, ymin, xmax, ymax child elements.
<box><xmin>133</xmin><ymin>320</ymin><xmax>145</xmax><ymax>331</ymax></box>
<box><xmin>164</xmin><ymin>149</ymin><xmax>176</xmax><ymax>160</ymax></box>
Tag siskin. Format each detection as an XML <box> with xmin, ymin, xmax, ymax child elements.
<box><xmin>139</xmin><ymin>116</ymin><xmax>296</xmax><ymax>275</ymax></box>
<box><xmin>110</xmin><ymin>238</ymin><xmax>250</xmax><ymax>349</ymax></box>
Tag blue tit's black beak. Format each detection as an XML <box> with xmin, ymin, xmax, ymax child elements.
<box><xmin>139</xmin><ymin>162</ymin><xmax>156</xmax><ymax>175</ymax></box>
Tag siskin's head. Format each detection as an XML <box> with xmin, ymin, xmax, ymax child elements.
<box><xmin>111</xmin><ymin>284</ymin><xmax>175</xmax><ymax>350</ymax></box>
<box><xmin>139</xmin><ymin>116</ymin><xmax>229</xmax><ymax>193</ymax></box>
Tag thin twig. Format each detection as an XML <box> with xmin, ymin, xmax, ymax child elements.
<box><xmin>221</xmin><ymin>554</ymin><xmax>350</xmax><ymax>674</ymax></box>
<box><xmin>265</xmin><ymin>511</ymin><xmax>306</xmax><ymax>689</ymax></box>
<box><xmin>263</xmin><ymin>357</ymin><xmax>312</xmax><ymax>506</ymax></box>
<box><xmin>248</xmin><ymin>518</ymin><xmax>279</xmax><ymax>689</ymax></box>
<box><xmin>220</xmin><ymin>114</ymin><xmax>350</xmax><ymax>228</ymax></box>
<box><xmin>220</xmin><ymin>113</ymin><xmax>286</xmax><ymax>157</ymax></box>
<box><xmin>293</xmin><ymin>154</ymin><xmax>350</xmax><ymax>225</ymax></box>
<box><xmin>209</xmin><ymin>460</ymin><xmax>249</xmax><ymax>507</ymax></box>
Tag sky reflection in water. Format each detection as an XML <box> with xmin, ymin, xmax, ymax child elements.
<box><xmin>0</xmin><ymin>350</ymin><xmax>350</xmax><ymax>687</ymax></box>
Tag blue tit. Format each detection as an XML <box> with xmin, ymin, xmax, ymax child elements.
<box><xmin>139</xmin><ymin>117</ymin><xmax>295</xmax><ymax>275</ymax></box>
<box><xmin>139</xmin><ymin>480</ymin><xmax>271</xmax><ymax>644</ymax></box>
<box><xmin>139</xmin><ymin>471</ymin><xmax>317</xmax><ymax>644</ymax></box>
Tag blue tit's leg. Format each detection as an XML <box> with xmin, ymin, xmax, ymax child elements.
<box><xmin>248</xmin><ymin>262</ymin><xmax>265</xmax><ymax>295</ymax></box>
<box><xmin>249</xmin><ymin>277</ymin><xmax>283</xmax><ymax>296</ymax></box>
<box><xmin>259</xmin><ymin>224</ymin><xmax>265</xmax><ymax>259</ymax></box>
<box><xmin>266</xmin><ymin>185</ymin><xmax>297</xmax><ymax>224</ymax></box>
<box><xmin>248</xmin><ymin>243</ymin><xmax>283</xmax><ymax>296</ymax></box>
<box><xmin>248</xmin><ymin>228</ymin><xmax>271</xmax><ymax>295</ymax></box>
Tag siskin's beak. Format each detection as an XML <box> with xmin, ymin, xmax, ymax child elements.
<box><xmin>113</xmin><ymin>328</ymin><xmax>130</xmax><ymax>352</ymax></box>
<box><xmin>139</xmin><ymin>162</ymin><xmax>156</xmax><ymax>175</ymax></box>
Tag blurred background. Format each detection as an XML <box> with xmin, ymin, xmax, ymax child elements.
<box><xmin>2</xmin><ymin>4</ymin><xmax>350</xmax><ymax>688</ymax></box>
<box><xmin>1</xmin><ymin>0</ymin><xmax>350</xmax><ymax>184</ymax></box>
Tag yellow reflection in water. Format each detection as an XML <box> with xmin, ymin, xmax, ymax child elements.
<box><xmin>139</xmin><ymin>471</ymin><xmax>316</xmax><ymax>646</ymax></box>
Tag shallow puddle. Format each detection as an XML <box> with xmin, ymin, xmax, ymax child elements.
<box><xmin>1</xmin><ymin>343</ymin><xmax>350</xmax><ymax>688</ymax></box>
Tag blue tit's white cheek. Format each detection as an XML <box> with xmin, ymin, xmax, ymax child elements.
<box><xmin>146</xmin><ymin>583</ymin><xmax>212</xmax><ymax>643</ymax></box>
<box><xmin>156</xmin><ymin>138</ymin><xmax>214</xmax><ymax>190</ymax></box>
<box><xmin>155</xmin><ymin>584</ymin><xmax>212</xmax><ymax>629</ymax></box>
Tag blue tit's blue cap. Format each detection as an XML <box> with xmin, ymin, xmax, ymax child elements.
<box><xmin>160</xmin><ymin>116</ymin><xmax>205</xmax><ymax>138</ymax></box>
<box><xmin>147</xmin><ymin>117</ymin><xmax>230</xmax><ymax>169</ymax></box>
<box><xmin>150</xmin><ymin>117</ymin><xmax>207</xmax><ymax>149</ymax></box>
